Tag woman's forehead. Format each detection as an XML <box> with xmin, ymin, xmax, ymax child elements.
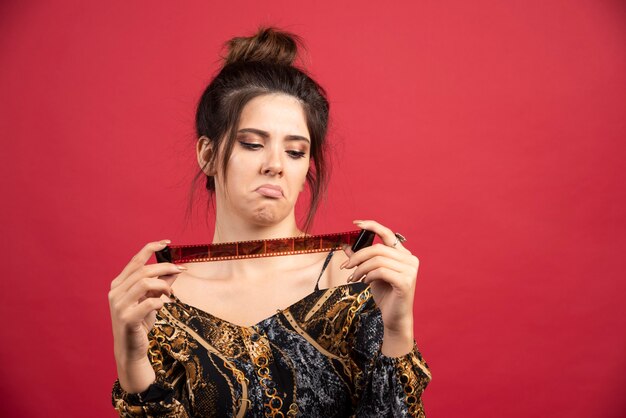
<box><xmin>239</xmin><ymin>94</ymin><xmax>309</xmax><ymax>137</ymax></box>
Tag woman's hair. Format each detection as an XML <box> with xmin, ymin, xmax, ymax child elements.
<box><xmin>188</xmin><ymin>26</ymin><xmax>330</xmax><ymax>233</ymax></box>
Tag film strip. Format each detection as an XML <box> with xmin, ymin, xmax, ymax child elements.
<box><xmin>155</xmin><ymin>229</ymin><xmax>372</xmax><ymax>264</ymax></box>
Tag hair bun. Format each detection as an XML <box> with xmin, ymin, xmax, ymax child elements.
<box><xmin>223</xmin><ymin>26</ymin><xmax>302</xmax><ymax>67</ymax></box>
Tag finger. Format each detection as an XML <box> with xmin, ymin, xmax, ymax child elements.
<box><xmin>343</xmin><ymin>243</ymin><xmax>408</xmax><ymax>270</ymax></box>
<box><xmin>117</xmin><ymin>277</ymin><xmax>173</xmax><ymax>309</ymax></box>
<box><xmin>128</xmin><ymin>297</ymin><xmax>167</xmax><ymax>324</ymax></box>
<box><xmin>340</xmin><ymin>225</ymin><xmax>405</xmax><ymax>270</ymax></box>
<box><xmin>109</xmin><ymin>266</ymin><xmax>176</xmax><ymax>309</ymax></box>
<box><xmin>361</xmin><ymin>267</ymin><xmax>410</xmax><ymax>291</ymax></box>
<box><xmin>341</xmin><ymin>243</ymin><xmax>355</xmax><ymax>258</ymax></box>
<box><xmin>347</xmin><ymin>255</ymin><xmax>405</xmax><ymax>283</ymax></box>
<box><xmin>339</xmin><ymin>243</ymin><xmax>355</xmax><ymax>270</ymax></box>
<box><xmin>353</xmin><ymin>220</ymin><xmax>410</xmax><ymax>253</ymax></box>
<box><xmin>156</xmin><ymin>273</ymin><xmax>180</xmax><ymax>288</ymax></box>
<box><xmin>111</xmin><ymin>240</ymin><xmax>171</xmax><ymax>289</ymax></box>
<box><xmin>136</xmin><ymin>285</ymin><xmax>176</xmax><ymax>304</ymax></box>
<box><xmin>117</xmin><ymin>263</ymin><xmax>184</xmax><ymax>294</ymax></box>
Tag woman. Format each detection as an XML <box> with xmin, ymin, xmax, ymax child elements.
<box><xmin>109</xmin><ymin>27</ymin><xmax>431</xmax><ymax>417</ymax></box>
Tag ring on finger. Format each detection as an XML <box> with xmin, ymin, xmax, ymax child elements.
<box><xmin>391</xmin><ymin>232</ymin><xmax>407</xmax><ymax>248</ymax></box>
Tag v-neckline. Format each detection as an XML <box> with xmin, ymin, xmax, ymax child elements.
<box><xmin>166</xmin><ymin>282</ymin><xmax>361</xmax><ymax>330</ymax></box>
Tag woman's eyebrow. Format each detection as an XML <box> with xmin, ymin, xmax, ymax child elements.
<box><xmin>237</xmin><ymin>128</ymin><xmax>310</xmax><ymax>144</ymax></box>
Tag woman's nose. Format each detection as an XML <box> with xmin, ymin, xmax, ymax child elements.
<box><xmin>261</xmin><ymin>148</ymin><xmax>283</xmax><ymax>176</ymax></box>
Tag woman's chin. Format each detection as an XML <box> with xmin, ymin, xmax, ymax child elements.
<box><xmin>250</xmin><ymin>206</ymin><xmax>285</xmax><ymax>226</ymax></box>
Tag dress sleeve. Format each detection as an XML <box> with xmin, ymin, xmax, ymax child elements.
<box><xmin>348</xmin><ymin>288</ymin><xmax>432</xmax><ymax>417</ymax></box>
<box><xmin>111</xmin><ymin>323</ymin><xmax>191</xmax><ymax>418</ymax></box>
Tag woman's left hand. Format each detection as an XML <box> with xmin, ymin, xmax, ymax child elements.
<box><xmin>341</xmin><ymin>219</ymin><xmax>420</xmax><ymax>336</ymax></box>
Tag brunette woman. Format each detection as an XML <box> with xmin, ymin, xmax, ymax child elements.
<box><xmin>109</xmin><ymin>27</ymin><xmax>431</xmax><ymax>417</ymax></box>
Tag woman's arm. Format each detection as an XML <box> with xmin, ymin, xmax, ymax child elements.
<box><xmin>111</xmin><ymin>321</ymin><xmax>191</xmax><ymax>417</ymax></box>
<box><xmin>348</xmin><ymin>288</ymin><xmax>431</xmax><ymax>417</ymax></box>
<box><xmin>341</xmin><ymin>220</ymin><xmax>431</xmax><ymax>416</ymax></box>
<box><xmin>109</xmin><ymin>240</ymin><xmax>189</xmax><ymax>417</ymax></box>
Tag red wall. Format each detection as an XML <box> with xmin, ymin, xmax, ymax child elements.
<box><xmin>1</xmin><ymin>1</ymin><xmax>625</xmax><ymax>417</ymax></box>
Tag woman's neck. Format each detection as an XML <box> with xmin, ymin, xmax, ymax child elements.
<box><xmin>208</xmin><ymin>210</ymin><xmax>311</xmax><ymax>277</ymax></box>
<box><xmin>211</xmin><ymin>209</ymin><xmax>305</xmax><ymax>244</ymax></box>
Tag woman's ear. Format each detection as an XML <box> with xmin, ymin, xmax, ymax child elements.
<box><xmin>196</xmin><ymin>136</ymin><xmax>217</xmax><ymax>176</ymax></box>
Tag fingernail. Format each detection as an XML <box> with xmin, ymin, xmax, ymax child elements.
<box><xmin>340</xmin><ymin>260</ymin><xmax>349</xmax><ymax>269</ymax></box>
<box><xmin>347</xmin><ymin>273</ymin><xmax>354</xmax><ymax>282</ymax></box>
<box><xmin>176</xmin><ymin>265</ymin><xmax>187</xmax><ymax>270</ymax></box>
<box><xmin>160</xmin><ymin>239</ymin><xmax>171</xmax><ymax>245</ymax></box>
<box><xmin>353</xmin><ymin>220</ymin><xmax>363</xmax><ymax>224</ymax></box>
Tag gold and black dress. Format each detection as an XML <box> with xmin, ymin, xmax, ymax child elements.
<box><xmin>111</xmin><ymin>250</ymin><xmax>431</xmax><ymax>417</ymax></box>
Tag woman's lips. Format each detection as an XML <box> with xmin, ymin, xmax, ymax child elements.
<box><xmin>256</xmin><ymin>185</ymin><xmax>283</xmax><ymax>198</ymax></box>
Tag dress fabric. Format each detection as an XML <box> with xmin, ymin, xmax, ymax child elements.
<box><xmin>111</xmin><ymin>250</ymin><xmax>431</xmax><ymax>417</ymax></box>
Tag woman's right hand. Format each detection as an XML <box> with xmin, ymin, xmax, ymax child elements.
<box><xmin>108</xmin><ymin>239</ymin><xmax>186</xmax><ymax>392</ymax></box>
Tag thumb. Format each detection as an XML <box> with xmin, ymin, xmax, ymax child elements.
<box><xmin>341</xmin><ymin>243</ymin><xmax>355</xmax><ymax>258</ymax></box>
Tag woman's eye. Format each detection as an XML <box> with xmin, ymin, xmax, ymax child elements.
<box><xmin>287</xmin><ymin>150</ymin><xmax>306</xmax><ymax>159</ymax></box>
<box><xmin>239</xmin><ymin>141</ymin><xmax>262</xmax><ymax>150</ymax></box>
<box><xmin>239</xmin><ymin>141</ymin><xmax>306</xmax><ymax>159</ymax></box>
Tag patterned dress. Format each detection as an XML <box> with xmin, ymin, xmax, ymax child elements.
<box><xmin>112</xmin><ymin>250</ymin><xmax>431</xmax><ymax>417</ymax></box>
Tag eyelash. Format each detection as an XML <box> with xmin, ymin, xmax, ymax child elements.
<box><xmin>238</xmin><ymin>141</ymin><xmax>307</xmax><ymax>159</ymax></box>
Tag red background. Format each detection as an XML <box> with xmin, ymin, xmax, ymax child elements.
<box><xmin>1</xmin><ymin>1</ymin><xmax>625</xmax><ymax>417</ymax></box>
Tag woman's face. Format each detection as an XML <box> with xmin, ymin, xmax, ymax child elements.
<box><xmin>212</xmin><ymin>93</ymin><xmax>311</xmax><ymax>227</ymax></box>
